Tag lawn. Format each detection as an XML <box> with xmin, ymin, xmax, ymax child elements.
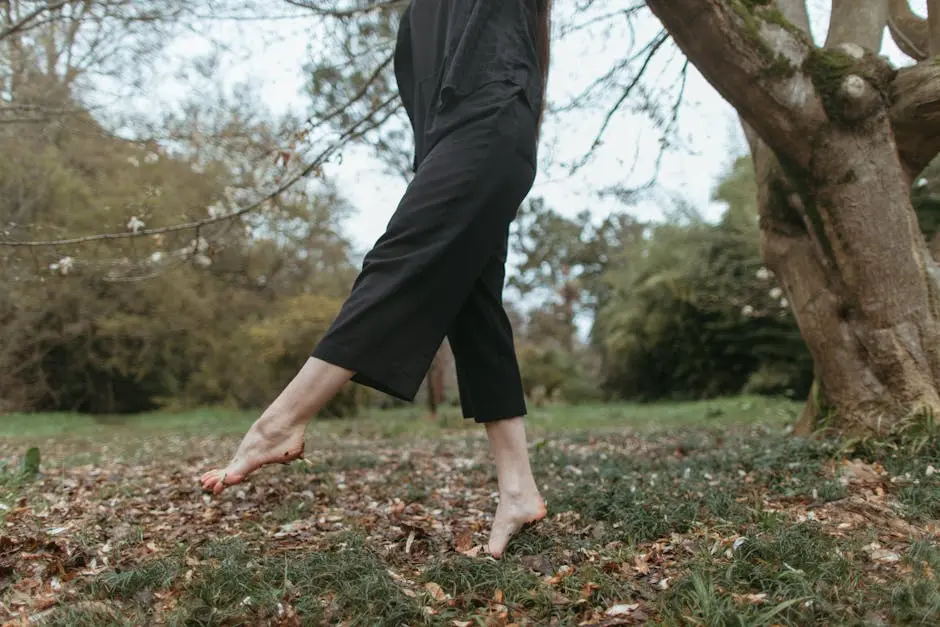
<box><xmin>2</xmin><ymin>396</ymin><xmax>939</xmax><ymax>625</ymax></box>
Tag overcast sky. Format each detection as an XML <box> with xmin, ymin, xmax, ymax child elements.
<box><xmin>150</xmin><ymin>0</ymin><xmax>927</xmax><ymax>257</ymax></box>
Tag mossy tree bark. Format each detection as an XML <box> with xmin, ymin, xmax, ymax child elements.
<box><xmin>647</xmin><ymin>0</ymin><xmax>940</xmax><ymax>436</ymax></box>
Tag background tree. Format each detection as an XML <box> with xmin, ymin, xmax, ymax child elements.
<box><xmin>0</xmin><ymin>0</ymin><xmax>364</xmax><ymax>415</ymax></box>
<box><xmin>596</xmin><ymin>157</ymin><xmax>813</xmax><ymax>401</ymax></box>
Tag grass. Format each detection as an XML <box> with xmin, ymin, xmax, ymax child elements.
<box><xmin>2</xmin><ymin>396</ymin><xmax>938</xmax><ymax>625</ymax></box>
<box><xmin>0</xmin><ymin>395</ymin><xmax>798</xmax><ymax>440</ymax></box>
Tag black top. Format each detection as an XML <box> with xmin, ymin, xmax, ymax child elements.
<box><xmin>394</xmin><ymin>0</ymin><xmax>543</xmax><ymax>171</ymax></box>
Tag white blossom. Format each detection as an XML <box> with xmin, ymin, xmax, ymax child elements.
<box><xmin>207</xmin><ymin>203</ymin><xmax>225</xmax><ymax>218</ymax></box>
<box><xmin>194</xmin><ymin>254</ymin><xmax>212</xmax><ymax>268</ymax></box>
<box><xmin>780</xmin><ymin>298</ymin><xmax>789</xmax><ymax>308</ymax></box>
<box><xmin>755</xmin><ymin>267</ymin><xmax>772</xmax><ymax>280</ymax></box>
<box><xmin>916</xmin><ymin>177</ymin><xmax>929</xmax><ymax>189</ymax></box>
<box><xmin>150</xmin><ymin>251</ymin><xmax>164</xmax><ymax>263</ymax></box>
<box><xmin>127</xmin><ymin>216</ymin><xmax>145</xmax><ymax>233</ymax></box>
<box><xmin>144</xmin><ymin>152</ymin><xmax>159</xmax><ymax>164</ymax></box>
<box><xmin>49</xmin><ymin>256</ymin><xmax>75</xmax><ymax>276</ymax></box>
<box><xmin>126</xmin><ymin>156</ymin><xmax>140</xmax><ymax>167</ymax></box>
<box><xmin>191</xmin><ymin>236</ymin><xmax>209</xmax><ymax>253</ymax></box>
<box><xmin>769</xmin><ymin>287</ymin><xmax>783</xmax><ymax>299</ymax></box>
<box><xmin>742</xmin><ymin>305</ymin><xmax>755</xmax><ymax>317</ymax></box>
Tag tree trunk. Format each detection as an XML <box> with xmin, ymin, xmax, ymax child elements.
<box><xmin>646</xmin><ymin>0</ymin><xmax>940</xmax><ymax>436</ymax></box>
<box><xmin>755</xmin><ymin>127</ymin><xmax>940</xmax><ymax>436</ymax></box>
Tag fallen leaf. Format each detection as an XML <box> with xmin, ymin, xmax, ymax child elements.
<box><xmin>424</xmin><ymin>582</ymin><xmax>449</xmax><ymax>602</ymax></box>
<box><xmin>581</xmin><ymin>581</ymin><xmax>600</xmax><ymax>599</ymax></box>
<box><xmin>454</xmin><ymin>530</ymin><xmax>472</xmax><ymax>553</ymax></box>
<box><xmin>521</xmin><ymin>553</ymin><xmax>554</xmax><ymax>576</ymax></box>
<box><xmin>732</xmin><ymin>592</ymin><xmax>768</xmax><ymax>604</ymax></box>
<box><xmin>870</xmin><ymin>549</ymin><xmax>900</xmax><ymax>563</ymax></box>
<box><xmin>605</xmin><ymin>602</ymin><xmax>639</xmax><ymax>616</ymax></box>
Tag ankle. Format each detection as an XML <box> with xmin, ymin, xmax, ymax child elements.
<box><xmin>499</xmin><ymin>482</ymin><xmax>541</xmax><ymax>502</ymax></box>
<box><xmin>257</xmin><ymin>406</ymin><xmax>305</xmax><ymax>432</ymax></box>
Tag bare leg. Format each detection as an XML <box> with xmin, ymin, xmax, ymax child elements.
<box><xmin>485</xmin><ymin>417</ymin><xmax>546</xmax><ymax>558</ymax></box>
<box><xmin>200</xmin><ymin>357</ymin><xmax>353</xmax><ymax>494</ymax></box>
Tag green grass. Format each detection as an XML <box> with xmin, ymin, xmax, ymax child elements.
<box><xmin>1</xmin><ymin>395</ymin><xmax>798</xmax><ymax>441</ymax></box>
<box><xmin>4</xmin><ymin>396</ymin><xmax>938</xmax><ymax>626</ymax></box>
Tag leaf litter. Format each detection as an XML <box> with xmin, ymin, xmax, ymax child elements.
<box><xmin>0</xmin><ymin>424</ymin><xmax>938</xmax><ymax>624</ymax></box>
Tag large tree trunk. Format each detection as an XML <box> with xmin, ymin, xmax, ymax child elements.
<box><xmin>647</xmin><ymin>0</ymin><xmax>940</xmax><ymax>436</ymax></box>
<box><xmin>756</xmin><ymin>121</ymin><xmax>940</xmax><ymax>436</ymax></box>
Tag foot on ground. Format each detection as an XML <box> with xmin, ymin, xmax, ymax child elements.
<box><xmin>200</xmin><ymin>417</ymin><xmax>306</xmax><ymax>495</ymax></box>
<box><xmin>488</xmin><ymin>491</ymin><xmax>547</xmax><ymax>558</ymax></box>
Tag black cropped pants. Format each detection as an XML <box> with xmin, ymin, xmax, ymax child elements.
<box><xmin>312</xmin><ymin>91</ymin><xmax>536</xmax><ymax>423</ymax></box>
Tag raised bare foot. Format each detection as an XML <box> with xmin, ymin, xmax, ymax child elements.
<box><xmin>200</xmin><ymin>414</ymin><xmax>307</xmax><ymax>495</ymax></box>
<box><xmin>487</xmin><ymin>490</ymin><xmax>547</xmax><ymax>558</ymax></box>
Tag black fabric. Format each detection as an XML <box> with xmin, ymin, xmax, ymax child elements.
<box><xmin>311</xmin><ymin>0</ymin><xmax>542</xmax><ymax>422</ymax></box>
<box><xmin>395</xmin><ymin>0</ymin><xmax>543</xmax><ymax>171</ymax></box>
<box><xmin>312</xmin><ymin>93</ymin><xmax>535</xmax><ymax>421</ymax></box>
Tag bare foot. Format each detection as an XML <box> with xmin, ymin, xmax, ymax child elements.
<box><xmin>200</xmin><ymin>414</ymin><xmax>307</xmax><ymax>495</ymax></box>
<box><xmin>487</xmin><ymin>490</ymin><xmax>547</xmax><ymax>558</ymax></box>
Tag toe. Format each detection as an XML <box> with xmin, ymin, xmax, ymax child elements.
<box><xmin>212</xmin><ymin>474</ymin><xmax>226</xmax><ymax>494</ymax></box>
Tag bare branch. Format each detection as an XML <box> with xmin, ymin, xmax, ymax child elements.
<box><xmin>282</xmin><ymin>0</ymin><xmax>407</xmax><ymax>19</ymax></box>
<box><xmin>303</xmin><ymin>51</ymin><xmax>395</xmax><ymax>132</ymax></box>
<box><xmin>0</xmin><ymin>0</ymin><xmax>69</xmax><ymax>41</ymax></box>
<box><xmin>826</xmin><ymin>0</ymin><xmax>889</xmax><ymax>52</ymax></box>
<box><xmin>888</xmin><ymin>0</ymin><xmax>929</xmax><ymax>61</ymax></box>
<box><xmin>567</xmin><ymin>30</ymin><xmax>670</xmax><ymax>173</ymax></box>
<box><xmin>645</xmin><ymin>0</ymin><xmax>826</xmax><ymax>171</ymax></box>
<box><xmin>0</xmin><ymin>93</ymin><xmax>401</xmax><ymax>248</ymax></box>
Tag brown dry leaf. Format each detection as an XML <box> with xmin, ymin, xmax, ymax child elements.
<box><xmin>454</xmin><ymin>530</ymin><xmax>473</xmax><ymax>553</ymax></box>
<box><xmin>548</xmin><ymin>564</ymin><xmax>573</xmax><ymax>585</ymax></box>
<box><xmin>459</xmin><ymin>544</ymin><xmax>484</xmax><ymax>557</ymax></box>
<box><xmin>581</xmin><ymin>581</ymin><xmax>601</xmax><ymax>599</ymax></box>
<box><xmin>840</xmin><ymin>459</ymin><xmax>884</xmax><ymax>484</ymax></box>
<box><xmin>424</xmin><ymin>581</ymin><xmax>449</xmax><ymax>602</ymax></box>
<box><xmin>493</xmin><ymin>589</ymin><xmax>504</xmax><ymax>603</ymax></box>
<box><xmin>633</xmin><ymin>553</ymin><xmax>650</xmax><ymax>575</ymax></box>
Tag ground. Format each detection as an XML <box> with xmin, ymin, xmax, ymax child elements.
<box><xmin>1</xmin><ymin>397</ymin><xmax>939</xmax><ymax>626</ymax></box>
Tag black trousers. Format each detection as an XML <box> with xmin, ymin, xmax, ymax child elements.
<box><xmin>312</xmin><ymin>91</ymin><xmax>537</xmax><ymax>423</ymax></box>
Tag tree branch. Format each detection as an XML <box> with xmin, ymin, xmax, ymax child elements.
<box><xmin>0</xmin><ymin>93</ymin><xmax>402</xmax><ymax>248</ymax></box>
<box><xmin>0</xmin><ymin>0</ymin><xmax>69</xmax><ymax>41</ymax></box>
<box><xmin>826</xmin><ymin>0</ymin><xmax>889</xmax><ymax>52</ymax></box>
<box><xmin>644</xmin><ymin>0</ymin><xmax>826</xmax><ymax>170</ymax></box>
<box><xmin>928</xmin><ymin>0</ymin><xmax>940</xmax><ymax>56</ymax></box>
<box><xmin>888</xmin><ymin>0</ymin><xmax>929</xmax><ymax>61</ymax></box>
<box><xmin>890</xmin><ymin>61</ymin><xmax>940</xmax><ymax>178</ymax></box>
<box><xmin>775</xmin><ymin>0</ymin><xmax>811</xmax><ymax>34</ymax></box>
<box><xmin>282</xmin><ymin>0</ymin><xmax>407</xmax><ymax>19</ymax></box>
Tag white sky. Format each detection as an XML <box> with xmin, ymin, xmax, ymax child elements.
<box><xmin>148</xmin><ymin>0</ymin><xmax>926</xmax><ymax>258</ymax></box>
